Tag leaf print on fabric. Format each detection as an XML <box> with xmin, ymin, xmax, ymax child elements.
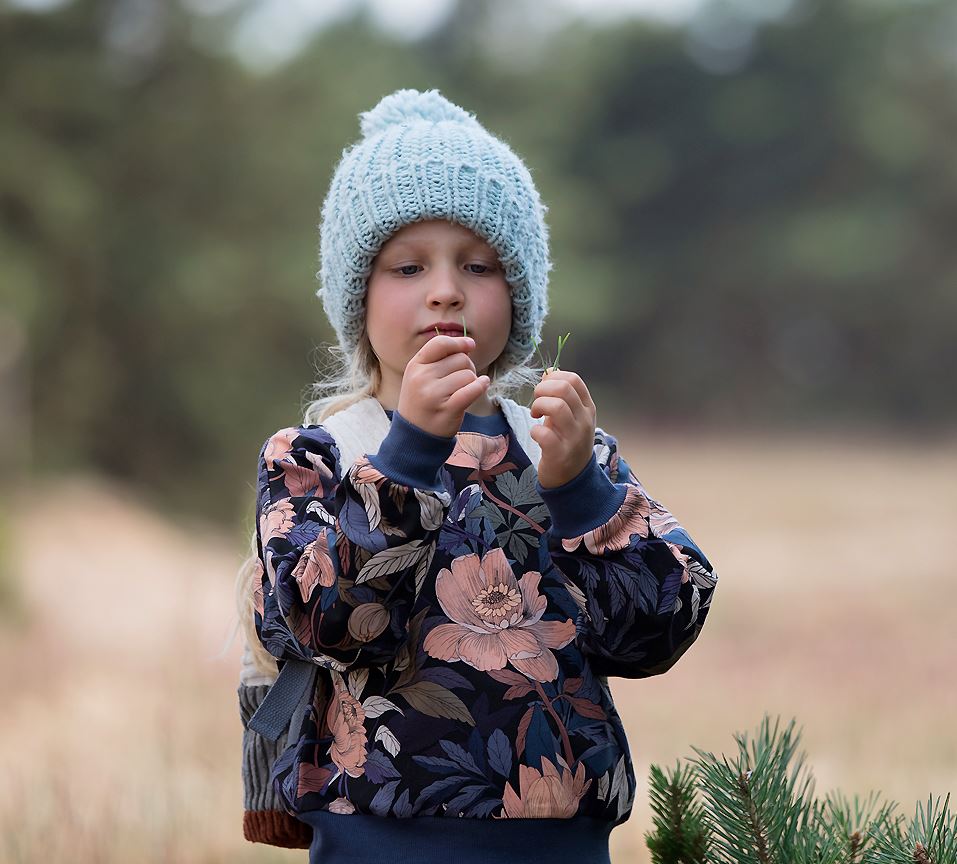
<box><xmin>362</xmin><ymin>749</ymin><xmax>402</xmax><ymax>783</ymax></box>
<box><xmin>414</xmin><ymin>487</ymin><xmax>447</xmax><ymax>530</ymax></box>
<box><xmin>391</xmin><ymin>680</ymin><xmax>476</xmax><ymax>725</ymax></box>
<box><xmin>374</xmin><ymin>725</ymin><xmax>400</xmax><ymax>757</ymax></box>
<box><xmin>496</xmin><ymin>754</ymin><xmax>592</xmax><ymax>819</ymax></box>
<box><xmin>252</xmin><ymin>557</ymin><xmax>265</xmax><ymax>616</ymax></box>
<box><xmin>347</xmin><ymin>602</ymin><xmax>390</xmax><ymax>642</ymax></box>
<box><xmin>486</xmin><ymin>729</ymin><xmax>513</xmax><ymax>778</ymax></box>
<box><xmin>259</xmin><ymin>498</ymin><xmax>295</xmax><ymax>586</ymax></box>
<box><xmin>354</xmin><ymin>537</ymin><xmax>430</xmax><ymax>585</ymax></box>
<box><xmin>664</xmin><ymin>541</ymin><xmax>692</xmax><ymax>584</ymax></box>
<box><xmin>290</xmin><ymin>537</ymin><xmax>336</xmax><ymax>602</ymax></box>
<box><xmin>254</xmin><ymin>425</ymin><xmax>454</xmax><ymax>670</ymax></box>
<box><xmin>355</xmin><ymin>478</ymin><xmax>383</xmax><ymax>532</ymax></box>
<box><xmin>266</xmin><ymin>426</ymin><xmax>336</xmax><ymax>496</ymax></box>
<box><xmin>408</xmin><ymin>737</ymin><xmax>507</xmax><ymax>818</ymax></box>
<box><xmin>422</xmin><ymin>548</ymin><xmax>576</xmax><ymax>682</ymax></box>
<box><xmin>361</xmin><ymin>696</ymin><xmax>404</xmax><ymax>719</ymax></box>
<box><xmin>347</xmin><ymin>667</ymin><xmax>368</xmax><ymax>700</ymax></box>
<box><xmin>368</xmin><ymin>780</ymin><xmax>400</xmax><ymax>817</ymax></box>
<box><xmin>608</xmin><ymin>754</ymin><xmax>632</xmax><ymax>819</ymax></box>
<box><xmin>496</xmin><ymin>464</ymin><xmax>546</xmax><ymax>509</ymax></box>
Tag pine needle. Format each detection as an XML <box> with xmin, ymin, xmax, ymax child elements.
<box><xmin>645</xmin><ymin>760</ymin><xmax>710</xmax><ymax>864</ymax></box>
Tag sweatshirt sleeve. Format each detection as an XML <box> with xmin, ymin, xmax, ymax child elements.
<box><xmin>535</xmin><ymin>427</ymin><xmax>719</xmax><ymax>679</ymax></box>
<box><xmin>254</xmin><ymin>412</ymin><xmax>455</xmax><ymax>670</ymax></box>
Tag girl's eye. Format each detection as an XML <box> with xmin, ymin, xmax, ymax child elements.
<box><xmin>393</xmin><ymin>263</ymin><xmax>495</xmax><ymax>276</ymax></box>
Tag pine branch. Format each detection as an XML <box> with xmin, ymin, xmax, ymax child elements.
<box><xmin>818</xmin><ymin>788</ymin><xmax>898</xmax><ymax>863</ymax></box>
<box><xmin>645</xmin><ymin>760</ymin><xmax>710</xmax><ymax>864</ymax></box>
<box><xmin>689</xmin><ymin>716</ymin><xmax>816</xmax><ymax>864</ymax></box>
<box><xmin>869</xmin><ymin>793</ymin><xmax>956</xmax><ymax>864</ymax></box>
<box><xmin>644</xmin><ymin>716</ymin><xmax>953</xmax><ymax>863</ymax></box>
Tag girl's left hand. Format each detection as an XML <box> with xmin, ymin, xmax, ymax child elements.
<box><xmin>528</xmin><ymin>369</ymin><xmax>597</xmax><ymax>489</ymax></box>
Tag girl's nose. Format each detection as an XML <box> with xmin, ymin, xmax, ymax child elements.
<box><xmin>426</xmin><ymin>269</ymin><xmax>466</xmax><ymax>306</ymax></box>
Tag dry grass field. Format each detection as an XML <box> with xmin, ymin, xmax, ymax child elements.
<box><xmin>1</xmin><ymin>424</ymin><xmax>954</xmax><ymax>863</ymax></box>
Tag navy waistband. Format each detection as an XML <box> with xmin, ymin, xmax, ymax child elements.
<box><xmin>298</xmin><ymin>809</ymin><xmax>614</xmax><ymax>864</ymax></box>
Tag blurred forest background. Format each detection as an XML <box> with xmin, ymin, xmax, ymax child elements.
<box><xmin>1</xmin><ymin>0</ymin><xmax>955</xmax><ymax>862</ymax></box>
<box><xmin>2</xmin><ymin>0</ymin><xmax>956</xmax><ymax>521</ymax></box>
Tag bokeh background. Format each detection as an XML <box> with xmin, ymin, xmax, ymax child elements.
<box><xmin>1</xmin><ymin>0</ymin><xmax>955</xmax><ymax>860</ymax></box>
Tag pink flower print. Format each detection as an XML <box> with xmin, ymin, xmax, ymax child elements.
<box><xmin>326</xmin><ymin>676</ymin><xmax>368</xmax><ymax>779</ymax></box>
<box><xmin>561</xmin><ymin>485</ymin><xmax>651</xmax><ymax>555</ymax></box>
<box><xmin>497</xmin><ymin>754</ymin><xmax>592</xmax><ymax>819</ymax></box>
<box><xmin>446</xmin><ymin>432</ymin><xmax>509</xmax><ymax>473</ymax></box>
<box><xmin>423</xmin><ymin>548</ymin><xmax>576</xmax><ymax>682</ymax></box>
<box><xmin>327</xmin><ymin>797</ymin><xmax>356</xmax><ymax>815</ymax></box>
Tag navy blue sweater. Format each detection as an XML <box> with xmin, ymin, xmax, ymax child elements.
<box><xmin>251</xmin><ymin>406</ymin><xmax>718</xmax><ymax>862</ymax></box>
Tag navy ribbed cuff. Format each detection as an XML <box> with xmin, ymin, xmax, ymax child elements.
<box><xmin>366</xmin><ymin>410</ymin><xmax>457</xmax><ymax>491</ymax></box>
<box><xmin>537</xmin><ymin>452</ymin><xmax>627</xmax><ymax>539</ymax></box>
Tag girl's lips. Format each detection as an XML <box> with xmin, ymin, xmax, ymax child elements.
<box><xmin>424</xmin><ymin>329</ymin><xmax>466</xmax><ymax>338</ymax></box>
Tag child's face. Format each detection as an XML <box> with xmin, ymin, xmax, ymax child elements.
<box><xmin>366</xmin><ymin>219</ymin><xmax>512</xmax><ymax>403</ymax></box>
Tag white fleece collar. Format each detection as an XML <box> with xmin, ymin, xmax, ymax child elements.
<box><xmin>321</xmin><ymin>394</ymin><xmax>543</xmax><ymax>480</ymax></box>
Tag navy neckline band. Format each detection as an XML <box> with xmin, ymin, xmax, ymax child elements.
<box><xmin>384</xmin><ymin>408</ymin><xmax>509</xmax><ymax>434</ymax></box>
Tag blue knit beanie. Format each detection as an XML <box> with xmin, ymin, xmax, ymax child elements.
<box><xmin>316</xmin><ymin>88</ymin><xmax>552</xmax><ymax>371</ymax></box>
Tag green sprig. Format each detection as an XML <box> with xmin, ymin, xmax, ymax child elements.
<box><xmin>531</xmin><ymin>331</ymin><xmax>571</xmax><ymax>374</ymax></box>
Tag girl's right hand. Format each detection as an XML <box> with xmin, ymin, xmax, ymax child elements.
<box><xmin>397</xmin><ymin>335</ymin><xmax>490</xmax><ymax>438</ymax></box>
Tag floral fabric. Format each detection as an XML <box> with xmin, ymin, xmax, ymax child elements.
<box><xmin>252</xmin><ymin>408</ymin><xmax>718</xmax><ymax>824</ymax></box>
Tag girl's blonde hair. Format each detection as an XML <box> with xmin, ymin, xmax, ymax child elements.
<box><xmin>235</xmin><ymin>317</ymin><xmax>544</xmax><ymax>679</ymax></box>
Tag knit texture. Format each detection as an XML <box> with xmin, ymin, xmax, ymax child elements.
<box><xmin>316</xmin><ymin>88</ymin><xmax>552</xmax><ymax>370</ymax></box>
<box><xmin>239</xmin><ymin>682</ymin><xmax>311</xmax><ymax>848</ymax></box>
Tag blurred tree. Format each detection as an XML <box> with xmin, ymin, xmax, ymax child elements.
<box><xmin>2</xmin><ymin>0</ymin><xmax>955</xmax><ymax>526</ymax></box>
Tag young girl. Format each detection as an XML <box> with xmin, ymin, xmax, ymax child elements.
<box><xmin>236</xmin><ymin>87</ymin><xmax>718</xmax><ymax>864</ymax></box>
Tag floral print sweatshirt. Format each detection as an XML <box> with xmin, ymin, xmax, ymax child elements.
<box><xmin>248</xmin><ymin>401</ymin><xmax>718</xmax><ymax>855</ymax></box>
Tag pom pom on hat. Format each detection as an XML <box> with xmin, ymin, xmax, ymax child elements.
<box><xmin>359</xmin><ymin>88</ymin><xmax>481</xmax><ymax>137</ymax></box>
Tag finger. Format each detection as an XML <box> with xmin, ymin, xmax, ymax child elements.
<box><xmin>531</xmin><ymin>391</ymin><xmax>578</xmax><ymax>423</ymax></box>
<box><xmin>529</xmin><ymin>422</ymin><xmax>560</xmax><ymax>450</ymax></box>
<box><xmin>418</xmin><ymin>334</ymin><xmax>475</xmax><ymax>363</ymax></box>
<box><xmin>535</xmin><ymin>377</ymin><xmax>586</xmax><ymax>417</ymax></box>
<box><xmin>530</xmin><ymin>396</ymin><xmax>575</xmax><ymax>434</ymax></box>
<box><xmin>443</xmin><ymin>373</ymin><xmax>489</xmax><ymax>411</ymax></box>
<box><xmin>537</xmin><ymin>370</ymin><xmax>592</xmax><ymax>412</ymax></box>
<box><xmin>435</xmin><ymin>367</ymin><xmax>482</xmax><ymax>396</ymax></box>
<box><xmin>430</xmin><ymin>352</ymin><xmax>477</xmax><ymax>378</ymax></box>
<box><xmin>564</xmin><ymin>372</ymin><xmax>595</xmax><ymax>411</ymax></box>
